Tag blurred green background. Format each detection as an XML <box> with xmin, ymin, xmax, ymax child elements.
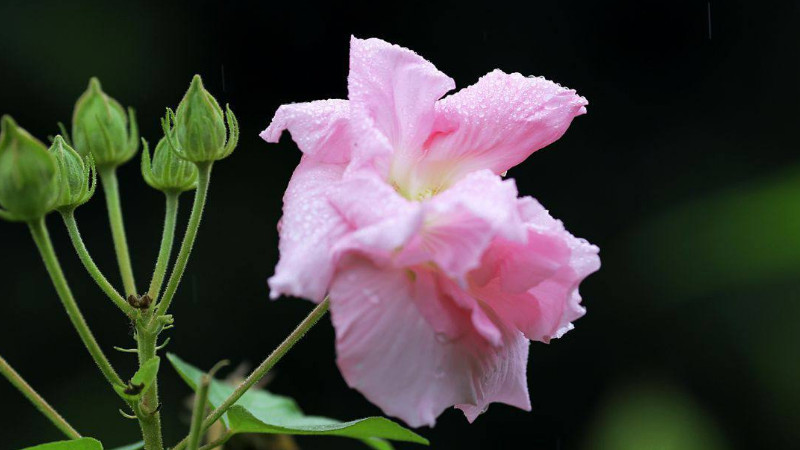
<box><xmin>0</xmin><ymin>0</ymin><xmax>797</xmax><ymax>449</ymax></box>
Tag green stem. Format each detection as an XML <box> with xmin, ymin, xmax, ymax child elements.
<box><xmin>136</xmin><ymin>322</ymin><xmax>163</xmax><ymax>450</ymax></box>
<box><xmin>28</xmin><ymin>217</ymin><xmax>125</xmax><ymax>389</ymax></box>
<box><xmin>0</xmin><ymin>354</ymin><xmax>81</xmax><ymax>439</ymax></box>
<box><xmin>172</xmin><ymin>298</ymin><xmax>330</xmax><ymax>450</ymax></box>
<box><xmin>198</xmin><ymin>431</ymin><xmax>232</xmax><ymax>450</ymax></box>
<box><xmin>61</xmin><ymin>210</ymin><xmax>135</xmax><ymax>317</ymax></box>
<box><xmin>154</xmin><ymin>162</ymin><xmax>212</xmax><ymax>318</ymax></box>
<box><xmin>186</xmin><ymin>375</ymin><xmax>209</xmax><ymax>450</ymax></box>
<box><xmin>187</xmin><ymin>361</ymin><xmax>227</xmax><ymax>450</ymax></box>
<box><xmin>148</xmin><ymin>192</ymin><xmax>180</xmax><ymax>301</ymax></box>
<box><xmin>99</xmin><ymin>167</ymin><xmax>137</xmax><ymax>297</ymax></box>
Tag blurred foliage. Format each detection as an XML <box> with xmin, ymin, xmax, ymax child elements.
<box><xmin>627</xmin><ymin>166</ymin><xmax>800</xmax><ymax>298</ymax></box>
<box><xmin>583</xmin><ymin>382</ymin><xmax>729</xmax><ymax>450</ymax></box>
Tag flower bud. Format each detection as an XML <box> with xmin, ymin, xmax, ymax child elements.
<box><xmin>49</xmin><ymin>136</ymin><xmax>95</xmax><ymax>212</ymax></box>
<box><xmin>163</xmin><ymin>75</ymin><xmax>238</xmax><ymax>163</ymax></box>
<box><xmin>141</xmin><ymin>135</ymin><xmax>198</xmax><ymax>193</ymax></box>
<box><xmin>0</xmin><ymin>116</ymin><xmax>59</xmax><ymax>222</ymax></box>
<box><xmin>72</xmin><ymin>78</ymin><xmax>139</xmax><ymax>169</ymax></box>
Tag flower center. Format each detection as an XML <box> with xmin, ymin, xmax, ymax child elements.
<box><xmin>388</xmin><ymin>155</ymin><xmax>451</xmax><ymax>201</ymax></box>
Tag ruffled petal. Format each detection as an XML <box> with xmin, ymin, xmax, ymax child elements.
<box><xmin>329</xmin><ymin>259</ymin><xmax>530</xmax><ymax>427</ymax></box>
<box><xmin>267</xmin><ymin>158</ymin><xmax>349</xmax><ymax>302</ymax></box>
<box><xmin>421</xmin><ymin>70</ymin><xmax>587</xmax><ymax>184</ymax></box>
<box><xmin>396</xmin><ymin>170</ymin><xmax>525</xmax><ymax>280</ymax></box>
<box><xmin>328</xmin><ymin>174</ymin><xmax>423</xmax><ymax>266</ymax></box>
<box><xmin>347</xmin><ymin>36</ymin><xmax>455</xmax><ymax>176</ymax></box>
<box><xmin>260</xmin><ymin>99</ymin><xmax>352</xmax><ymax>164</ymax></box>
<box><xmin>470</xmin><ymin>197</ymin><xmax>600</xmax><ymax>342</ymax></box>
<box><xmin>455</xmin><ymin>318</ymin><xmax>531</xmax><ymax>423</ymax></box>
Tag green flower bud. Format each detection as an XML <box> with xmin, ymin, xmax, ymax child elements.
<box><xmin>49</xmin><ymin>135</ymin><xmax>95</xmax><ymax>212</ymax></box>
<box><xmin>0</xmin><ymin>116</ymin><xmax>59</xmax><ymax>222</ymax></box>
<box><xmin>162</xmin><ymin>75</ymin><xmax>239</xmax><ymax>163</ymax></box>
<box><xmin>141</xmin><ymin>136</ymin><xmax>198</xmax><ymax>193</ymax></box>
<box><xmin>72</xmin><ymin>78</ymin><xmax>139</xmax><ymax>169</ymax></box>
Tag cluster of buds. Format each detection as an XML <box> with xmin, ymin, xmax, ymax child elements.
<box><xmin>0</xmin><ymin>75</ymin><xmax>238</xmax><ymax>222</ymax></box>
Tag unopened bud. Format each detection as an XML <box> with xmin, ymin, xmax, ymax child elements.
<box><xmin>141</xmin><ymin>136</ymin><xmax>197</xmax><ymax>193</ymax></box>
<box><xmin>163</xmin><ymin>75</ymin><xmax>238</xmax><ymax>163</ymax></box>
<box><xmin>0</xmin><ymin>116</ymin><xmax>59</xmax><ymax>222</ymax></box>
<box><xmin>72</xmin><ymin>78</ymin><xmax>138</xmax><ymax>169</ymax></box>
<box><xmin>49</xmin><ymin>136</ymin><xmax>95</xmax><ymax>212</ymax></box>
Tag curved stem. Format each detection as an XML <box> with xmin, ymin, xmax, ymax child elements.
<box><xmin>148</xmin><ymin>192</ymin><xmax>180</xmax><ymax>301</ymax></box>
<box><xmin>99</xmin><ymin>167</ymin><xmax>137</xmax><ymax>297</ymax></box>
<box><xmin>28</xmin><ymin>217</ymin><xmax>125</xmax><ymax>389</ymax></box>
<box><xmin>172</xmin><ymin>298</ymin><xmax>330</xmax><ymax>450</ymax></box>
<box><xmin>155</xmin><ymin>162</ymin><xmax>212</xmax><ymax>318</ymax></box>
<box><xmin>61</xmin><ymin>210</ymin><xmax>135</xmax><ymax>317</ymax></box>
<box><xmin>0</xmin><ymin>354</ymin><xmax>81</xmax><ymax>439</ymax></box>
<box><xmin>198</xmin><ymin>431</ymin><xmax>233</xmax><ymax>450</ymax></box>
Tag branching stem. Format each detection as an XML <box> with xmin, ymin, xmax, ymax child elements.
<box><xmin>28</xmin><ymin>217</ymin><xmax>125</xmax><ymax>390</ymax></box>
<box><xmin>172</xmin><ymin>298</ymin><xmax>330</xmax><ymax>450</ymax></box>
<box><xmin>61</xmin><ymin>210</ymin><xmax>135</xmax><ymax>317</ymax></box>
<box><xmin>154</xmin><ymin>162</ymin><xmax>212</xmax><ymax>319</ymax></box>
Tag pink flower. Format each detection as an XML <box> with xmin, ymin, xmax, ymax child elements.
<box><xmin>262</xmin><ymin>37</ymin><xmax>600</xmax><ymax>427</ymax></box>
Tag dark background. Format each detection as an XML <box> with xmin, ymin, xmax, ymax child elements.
<box><xmin>1</xmin><ymin>0</ymin><xmax>798</xmax><ymax>449</ymax></box>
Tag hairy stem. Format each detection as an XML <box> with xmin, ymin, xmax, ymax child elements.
<box><xmin>0</xmin><ymin>354</ymin><xmax>81</xmax><ymax>439</ymax></box>
<box><xmin>136</xmin><ymin>322</ymin><xmax>163</xmax><ymax>450</ymax></box>
<box><xmin>61</xmin><ymin>210</ymin><xmax>135</xmax><ymax>317</ymax></box>
<box><xmin>28</xmin><ymin>217</ymin><xmax>125</xmax><ymax>389</ymax></box>
<box><xmin>99</xmin><ymin>167</ymin><xmax>137</xmax><ymax>297</ymax></box>
<box><xmin>172</xmin><ymin>298</ymin><xmax>330</xmax><ymax>450</ymax></box>
<box><xmin>155</xmin><ymin>162</ymin><xmax>212</xmax><ymax>318</ymax></box>
<box><xmin>148</xmin><ymin>192</ymin><xmax>180</xmax><ymax>301</ymax></box>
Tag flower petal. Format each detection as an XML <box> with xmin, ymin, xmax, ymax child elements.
<box><xmin>396</xmin><ymin>170</ymin><xmax>525</xmax><ymax>280</ymax></box>
<box><xmin>348</xmin><ymin>36</ymin><xmax>455</xmax><ymax>175</ymax></box>
<box><xmin>260</xmin><ymin>99</ymin><xmax>351</xmax><ymax>163</ymax></box>
<box><xmin>470</xmin><ymin>197</ymin><xmax>600</xmax><ymax>342</ymax></box>
<box><xmin>329</xmin><ymin>258</ymin><xmax>530</xmax><ymax>427</ymax></box>
<box><xmin>421</xmin><ymin>70</ymin><xmax>587</xmax><ymax>183</ymax></box>
<box><xmin>328</xmin><ymin>174</ymin><xmax>423</xmax><ymax>266</ymax></box>
<box><xmin>267</xmin><ymin>158</ymin><xmax>349</xmax><ymax>302</ymax></box>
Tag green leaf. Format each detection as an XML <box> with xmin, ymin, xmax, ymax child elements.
<box><xmin>166</xmin><ymin>353</ymin><xmax>428</xmax><ymax>449</ymax></box>
<box><xmin>114</xmin><ymin>356</ymin><xmax>160</xmax><ymax>400</ymax></box>
<box><xmin>22</xmin><ymin>438</ymin><xmax>103</xmax><ymax>450</ymax></box>
<box><xmin>108</xmin><ymin>442</ymin><xmax>143</xmax><ymax>450</ymax></box>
